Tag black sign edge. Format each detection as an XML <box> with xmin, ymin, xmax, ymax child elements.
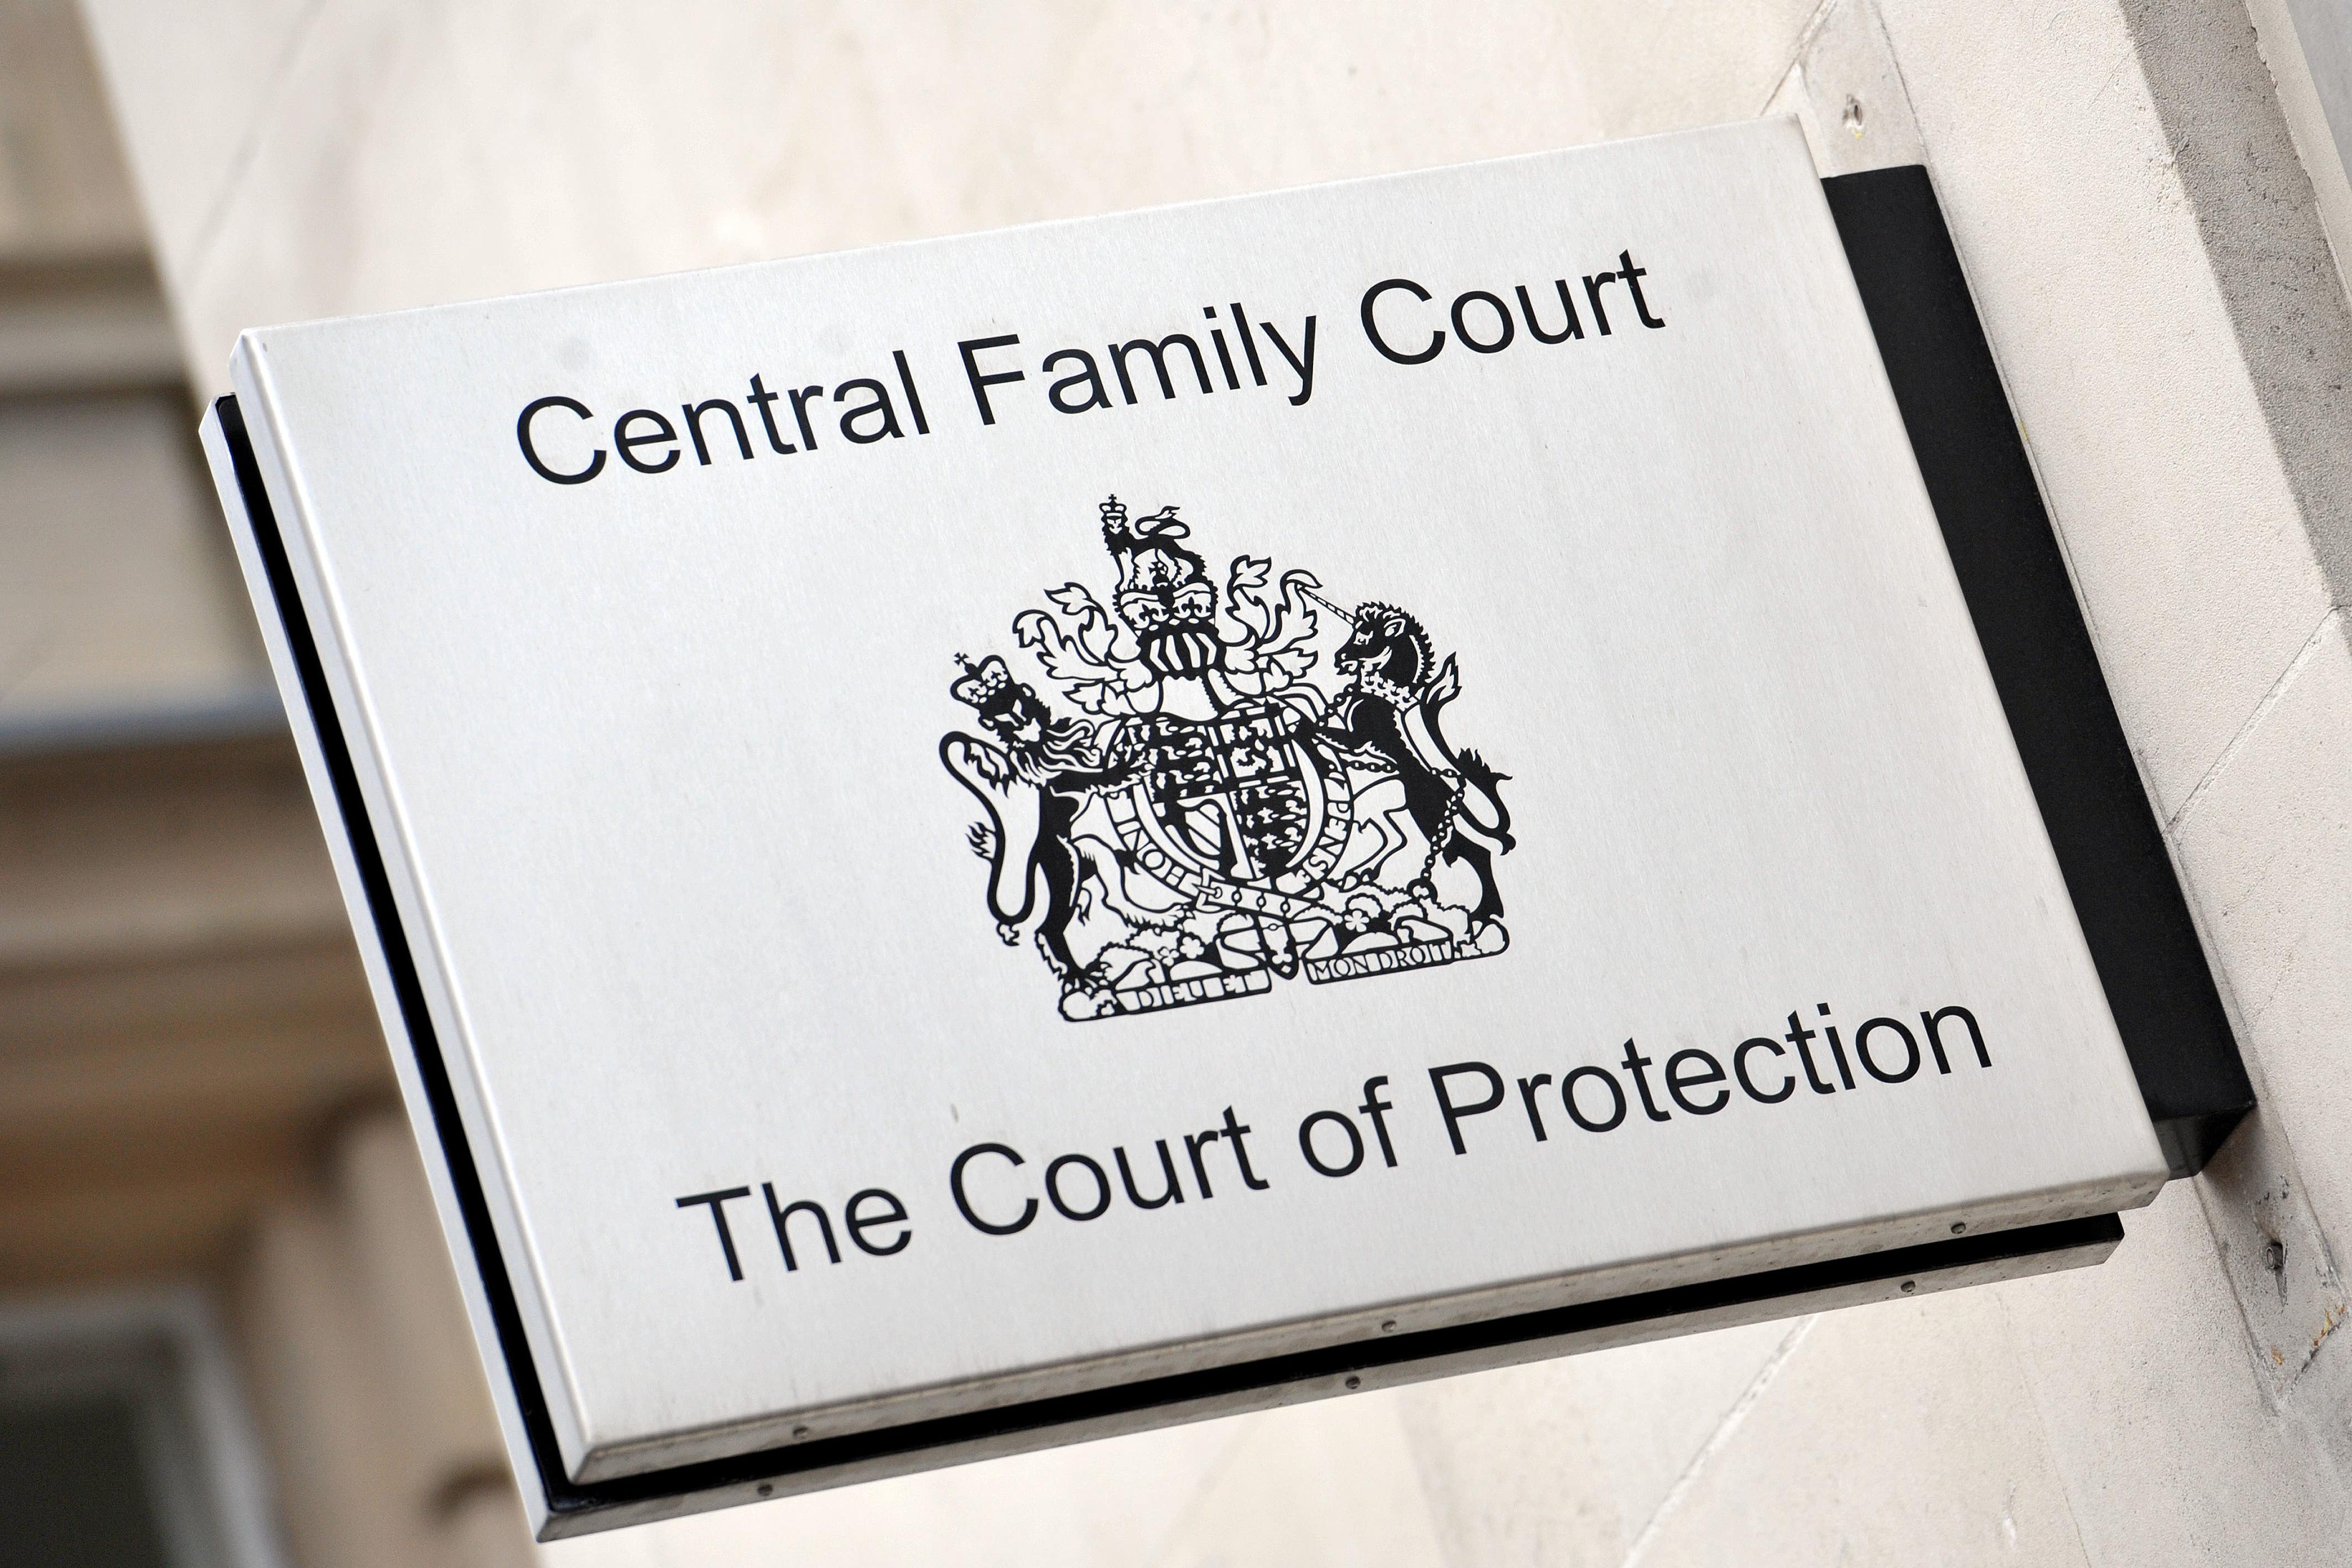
<box><xmin>1822</xmin><ymin>165</ymin><xmax>2254</xmax><ymax>1177</ymax></box>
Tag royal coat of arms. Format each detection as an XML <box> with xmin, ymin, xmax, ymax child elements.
<box><xmin>940</xmin><ymin>497</ymin><xmax>1516</xmax><ymax>1022</ymax></box>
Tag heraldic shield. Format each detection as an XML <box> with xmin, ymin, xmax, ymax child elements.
<box><xmin>941</xmin><ymin>497</ymin><xmax>1516</xmax><ymax>1022</ymax></box>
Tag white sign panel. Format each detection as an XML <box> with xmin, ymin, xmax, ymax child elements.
<box><xmin>204</xmin><ymin>119</ymin><xmax>2166</xmax><ymax>1535</ymax></box>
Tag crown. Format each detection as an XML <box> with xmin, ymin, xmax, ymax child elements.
<box><xmin>950</xmin><ymin>653</ymin><xmax>1016</xmax><ymax>711</ymax></box>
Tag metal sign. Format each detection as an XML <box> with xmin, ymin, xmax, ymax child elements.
<box><xmin>203</xmin><ymin>120</ymin><xmax>2183</xmax><ymax>1538</ymax></box>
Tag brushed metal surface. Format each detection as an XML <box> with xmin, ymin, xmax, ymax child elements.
<box><xmin>207</xmin><ymin>118</ymin><xmax>2167</xmax><ymax>1503</ymax></box>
